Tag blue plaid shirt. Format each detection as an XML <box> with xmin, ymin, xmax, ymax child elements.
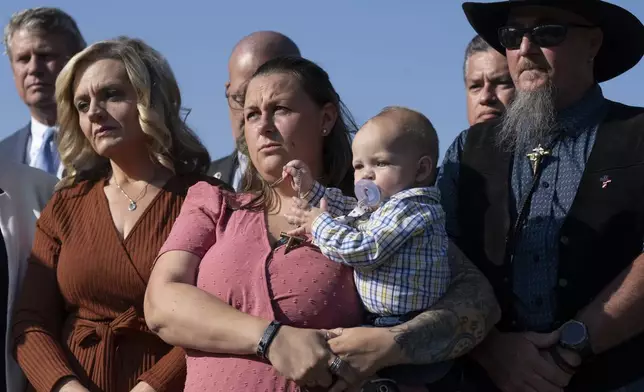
<box><xmin>438</xmin><ymin>85</ymin><xmax>608</xmax><ymax>331</ymax></box>
<box><xmin>306</xmin><ymin>182</ymin><xmax>451</xmax><ymax>316</ymax></box>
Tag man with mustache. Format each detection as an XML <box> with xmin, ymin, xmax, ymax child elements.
<box><xmin>208</xmin><ymin>31</ymin><xmax>300</xmax><ymax>190</ymax></box>
<box><xmin>0</xmin><ymin>7</ymin><xmax>85</xmax><ymax>178</ymax></box>
<box><xmin>438</xmin><ymin>1</ymin><xmax>644</xmax><ymax>391</ymax></box>
<box><xmin>464</xmin><ymin>35</ymin><xmax>515</xmax><ymax>126</ymax></box>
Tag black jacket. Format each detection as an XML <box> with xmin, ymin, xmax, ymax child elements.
<box><xmin>456</xmin><ymin>101</ymin><xmax>644</xmax><ymax>391</ymax></box>
<box><xmin>207</xmin><ymin>150</ymin><xmax>238</xmax><ymax>188</ymax></box>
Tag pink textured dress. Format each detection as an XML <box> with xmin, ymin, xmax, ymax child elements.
<box><xmin>158</xmin><ymin>182</ymin><xmax>364</xmax><ymax>392</ymax></box>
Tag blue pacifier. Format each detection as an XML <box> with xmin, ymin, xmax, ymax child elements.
<box><xmin>354</xmin><ymin>179</ymin><xmax>381</xmax><ymax>208</ymax></box>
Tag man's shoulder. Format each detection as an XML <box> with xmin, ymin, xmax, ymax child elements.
<box><xmin>454</xmin><ymin>119</ymin><xmax>502</xmax><ymax>152</ymax></box>
<box><xmin>24</xmin><ymin>164</ymin><xmax>56</xmax><ymax>191</ymax></box>
<box><xmin>207</xmin><ymin>150</ymin><xmax>237</xmax><ymax>177</ymax></box>
<box><xmin>0</xmin><ymin>124</ymin><xmax>29</xmax><ymax>149</ymax></box>
<box><xmin>2</xmin><ymin>160</ymin><xmax>55</xmax><ymax>184</ymax></box>
<box><xmin>0</xmin><ymin>161</ymin><xmax>56</xmax><ymax>204</ymax></box>
<box><xmin>604</xmin><ymin>100</ymin><xmax>644</xmax><ymax>122</ymax></box>
<box><xmin>597</xmin><ymin>101</ymin><xmax>644</xmax><ymax>166</ymax></box>
<box><xmin>465</xmin><ymin>118</ymin><xmax>501</xmax><ymax>137</ymax></box>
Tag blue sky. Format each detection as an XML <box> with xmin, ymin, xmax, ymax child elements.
<box><xmin>1</xmin><ymin>1</ymin><xmax>642</xmax><ymax>162</ymax></box>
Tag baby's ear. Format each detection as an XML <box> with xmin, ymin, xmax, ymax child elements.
<box><xmin>415</xmin><ymin>155</ymin><xmax>435</xmax><ymax>185</ymax></box>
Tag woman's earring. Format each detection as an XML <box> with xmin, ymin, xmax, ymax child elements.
<box><xmin>322</xmin><ymin>128</ymin><xmax>328</xmax><ymax>136</ymax></box>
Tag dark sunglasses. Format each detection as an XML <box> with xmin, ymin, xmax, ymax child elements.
<box><xmin>498</xmin><ymin>24</ymin><xmax>596</xmax><ymax>50</ymax></box>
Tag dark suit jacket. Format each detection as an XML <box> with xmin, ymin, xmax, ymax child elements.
<box><xmin>0</xmin><ymin>124</ymin><xmax>30</xmax><ymax>165</ymax></box>
<box><xmin>207</xmin><ymin>150</ymin><xmax>238</xmax><ymax>187</ymax></box>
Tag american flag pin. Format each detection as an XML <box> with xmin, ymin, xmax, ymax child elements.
<box><xmin>600</xmin><ymin>175</ymin><xmax>612</xmax><ymax>188</ymax></box>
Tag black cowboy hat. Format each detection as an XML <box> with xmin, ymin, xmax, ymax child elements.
<box><xmin>462</xmin><ymin>0</ymin><xmax>644</xmax><ymax>82</ymax></box>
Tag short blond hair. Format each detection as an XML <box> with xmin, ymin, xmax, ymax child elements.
<box><xmin>55</xmin><ymin>36</ymin><xmax>210</xmax><ymax>189</ymax></box>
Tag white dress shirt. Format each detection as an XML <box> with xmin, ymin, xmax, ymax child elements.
<box><xmin>27</xmin><ymin>118</ymin><xmax>64</xmax><ymax>178</ymax></box>
<box><xmin>232</xmin><ymin>151</ymin><xmax>248</xmax><ymax>192</ymax></box>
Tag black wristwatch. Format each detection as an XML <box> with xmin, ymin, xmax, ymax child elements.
<box><xmin>256</xmin><ymin>321</ymin><xmax>282</xmax><ymax>360</ymax></box>
<box><xmin>559</xmin><ymin>319</ymin><xmax>593</xmax><ymax>360</ymax></box>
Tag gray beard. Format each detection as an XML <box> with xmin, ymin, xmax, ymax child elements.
<box><xmin>496</xmin><ymin>82</ymin><xmax>557</xmax><ymax>152</ymax></box>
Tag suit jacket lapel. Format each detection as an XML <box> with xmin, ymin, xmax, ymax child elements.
<box><xmin>225</xmin><ymin>150</ymin><xmax>239</xmax><ymax>185</ymax></box>
<box><xmin>12</xmin><ymin>124</ymin><xmax>63</xmax><ymax>177</ymax></box>
<box><xmin>14</xmin><ymin>124</ymin><xmax>30</xmax><ymax>164</ymax></box>
<box><xmin>0</xmin><ymin>124</ymin><xmax>30</xmax><ymax>165</ymax></box>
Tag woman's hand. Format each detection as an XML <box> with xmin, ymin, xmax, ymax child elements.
<box><xmin>130</xmin><ymin>381</ymin><xmax>156</xmax><ymax>392</ymax></box>
<box><xmin>283</xmin><ymin>160</ymin><xmax>314</xmax><ymax>195</ymax></box>
<box><xmin>53</xmin><ymin>378</ymin><xmax>90</xmax><ymax>392</ymax></box>
<box><xmin>326</xmin><ymin>327</ymin><xmax>405</xmax><ymax>389</ymax></box>
<box><xmin>266</xmin><ymin>326</ymin><xmax>338</xmax><ymax>389</ymax></box>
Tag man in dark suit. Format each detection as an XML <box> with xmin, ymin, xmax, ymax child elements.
<box><xmin>208</xmin><ymin>31</ymin><xmax>300</xmax><ymax>190</ymax></box>
<box><xmin>0</xmin><ymin>7</ymin><xmax>85</xmax><ymax>178</ymax></box>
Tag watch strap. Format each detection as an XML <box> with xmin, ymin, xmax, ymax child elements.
<box><xmin>577</xmin><ymin>341</ymin><xmax>594</xmax><ymax>361</ymax></box>
<box><xmin>548</xmin><ymin>346</ymin><xmax>577</xmax><ymax>375</ymax></box>
<box><xmin>256</xmin><ymin>320</ymin><xmax>282</xmax><ymax>359</ymax></box>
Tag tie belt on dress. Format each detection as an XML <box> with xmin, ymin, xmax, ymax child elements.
<box><xmin>72</xmin><ymin>306</ymin><xmax>144</xmax><ymax>391</ymax></box>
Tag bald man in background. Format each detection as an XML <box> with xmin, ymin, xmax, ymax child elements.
<box><xmin>207</xmin><ymin>31</ymin><xmax>300</xmax><ymax>189</ymax></box>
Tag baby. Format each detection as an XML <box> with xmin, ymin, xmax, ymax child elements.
<box><xmin>282</xmin><ymin>106</ymin><xmax>452</xmax><ymax>386</ymax></box>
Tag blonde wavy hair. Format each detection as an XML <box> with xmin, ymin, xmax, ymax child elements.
<box><xmin>55</xmin><ymin>36</ymin><xmax>210</xmax><ymax>189</ymax></box>
<box><xmin>238</xmin><ymin>56</ymin><xmax>357</xmax><ymax>210</ymax></box>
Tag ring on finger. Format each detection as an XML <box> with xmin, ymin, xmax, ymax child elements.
<box><xmin>329</xmin><ymin>356</ymin><xmax>345</xmax><ymax>375</ymax></box>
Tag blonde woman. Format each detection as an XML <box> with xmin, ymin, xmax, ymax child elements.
<box><xmin>11</xmin><ymin>37</ymin><xmax>227</xmax><ymax>392</ymax></box>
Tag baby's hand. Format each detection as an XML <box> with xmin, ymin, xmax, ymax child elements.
<box><xmin>285</xmin><ymin>197</ymin><xmax>328</xmax><ymax>236</ymax></box>
<box><xmin>282</xmin><ymin>160</ymin><xmax>314</xmax><ymax>196</ymax></box>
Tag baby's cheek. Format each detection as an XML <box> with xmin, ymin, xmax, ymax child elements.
<box><xmin>381</xmin><ymin>172</ymin><xmax>409</xmax><ymax>195</ymax></box>
<box><xmin>375</xmin><ymin>181</ymin><xmax>397</xmax><ymax>198</ymax></box>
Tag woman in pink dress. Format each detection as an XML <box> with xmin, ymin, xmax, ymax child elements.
<box><xmin>144</xmin><ymin>57</ymin><xmax>500</xmax><ymax>392</ymax></box>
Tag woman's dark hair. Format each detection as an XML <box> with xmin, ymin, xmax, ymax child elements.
<box><xmin>238</xmin><ymin>56</ymin><xmax>357</xmax><ymax>209</ymax></box>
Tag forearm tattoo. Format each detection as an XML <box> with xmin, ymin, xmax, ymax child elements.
<box><xmin>391</xmin><ymin>242</ymin><xmax>500</xmax><ymax>363</ymax></box>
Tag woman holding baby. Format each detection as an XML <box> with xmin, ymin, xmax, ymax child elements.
<box><xmin>144</xmin><ymin>56</ymin><xmax>499</xmax><ymax>391</ymax></box>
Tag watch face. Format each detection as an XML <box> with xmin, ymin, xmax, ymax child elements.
<box><xmin>561</xmin><ymin>321</ymin><xmax>586</xmax><ymax>346</ymax></box>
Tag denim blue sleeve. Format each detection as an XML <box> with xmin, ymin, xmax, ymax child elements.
<box><xmin>437</xmin><ymin>130</ymin><xmax>468</xmax><ymax>239</ymax></box>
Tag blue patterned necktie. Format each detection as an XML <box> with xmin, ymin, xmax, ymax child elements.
<box><xmin>33</xmin><ymin>127</ymin><xmax>60</xmax><ymax>175</ymax></box>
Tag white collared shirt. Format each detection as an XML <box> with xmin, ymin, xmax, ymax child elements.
<box><xmin>27</xmin><ymin>118</ymin><xmax>64</xmax><ymax>178</ymax></box>
<box><xmin>232</xmin><ymin>151</ymin><xmax>248</xmax><ymax>191</ymax></box>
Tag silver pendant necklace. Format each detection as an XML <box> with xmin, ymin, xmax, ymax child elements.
<box><xmin>114</xmin><ymin>180</ymin><xmax>150</xmax><ymax>211</ymax></box>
